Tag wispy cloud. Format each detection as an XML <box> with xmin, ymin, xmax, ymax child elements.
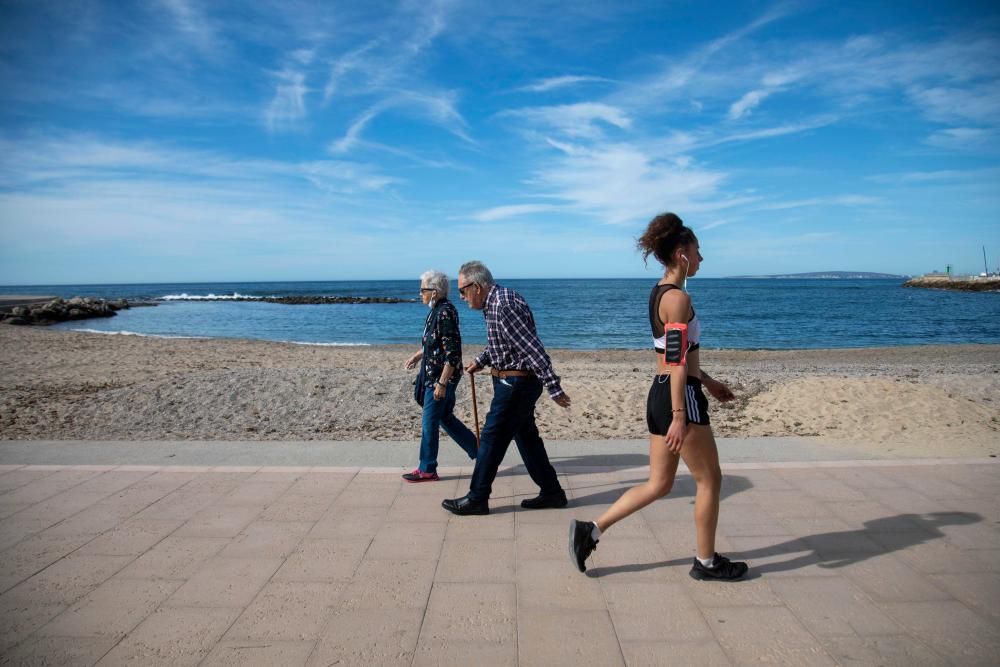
<box><xmin>264</xmin><ymin>67</ymin><xmax>310</xmax><ymax>131</ymax></box>
<box><xmin>517</xmin><ymin>75</ymin><xmax>613</xmax><ymax>93</ymax></box>
<box><xmin>502</xmin><ymin>103</ymin><xmax>631</xmax><ymax>139</ymax></box>
<box><xmin>472</xmin><ymin>204</ymin><xmax>558</xmax><ymax>222</ymax></box>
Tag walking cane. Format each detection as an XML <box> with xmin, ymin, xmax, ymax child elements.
<box><xmin>470</xmin><ymin>371</ymin><xmax>481</xmax><ymax>448</ymax></box>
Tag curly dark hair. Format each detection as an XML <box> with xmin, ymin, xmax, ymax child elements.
<box><xmin>636</xmin><ymin>212</ymin><xmax>697</xmax><ymax>267</ymax></box>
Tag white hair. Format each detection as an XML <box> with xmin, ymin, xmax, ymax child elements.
<box><xmin>420</xmin><ymin>270</ymin><xmax>450</xmax><ymax>298</ymax></box>
<box><xmin>458</xmin><ymin>260</ymin><xmax>495</xmax><ymax>288</ymax></box>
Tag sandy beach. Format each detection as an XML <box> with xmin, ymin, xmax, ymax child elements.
<box><xmin>1</xmin><ymin>326</ymin><xmax>997</xmax><ymax>458</ymax></box>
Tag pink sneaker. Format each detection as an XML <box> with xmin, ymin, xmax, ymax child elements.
<box><xmin>402</xmin><ymin>469</ymin><xmax>439</xmax><ymax>483</ymax></box>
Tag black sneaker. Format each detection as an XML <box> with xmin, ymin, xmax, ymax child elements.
<box><xmin>689</xmin><ymin>553</ymin><xmax>748</xmax><ymax>581</ymax></box>
<box><xmin>569</xmin><ymin>519</ymin><xmax>598</xmax><ymax>573</ymax></box>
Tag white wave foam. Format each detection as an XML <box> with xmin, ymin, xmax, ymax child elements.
<box><xmin>70</xmin><ymin>329</ymin><xmax>208</xmax><ymax>340</ymax></box>
<box><xmin>159</xmin><ymin>293</ymin><xmax>261</xmax><ymax>301</ymax></box>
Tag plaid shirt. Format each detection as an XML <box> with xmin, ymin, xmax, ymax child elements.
<box><xmin>474</xmin><ymin>284</ymin><xmax>564</xmax><ymax>398</ymax></box>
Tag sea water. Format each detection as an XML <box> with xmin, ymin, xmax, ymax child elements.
<box><xmin>3</xmin><ymin>279</ymin><xmax>998</xmax><ymax>350</ymax></box>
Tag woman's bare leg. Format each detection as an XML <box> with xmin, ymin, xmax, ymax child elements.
<box><xmin>595</xmin><ymin>435</ymin><xmax>680</xmax><ymax>532</ymax></box>
<box><xmin>679</xmin><ymin>424</ymin><xmax>722</xmax><ymax>559</ymax></box>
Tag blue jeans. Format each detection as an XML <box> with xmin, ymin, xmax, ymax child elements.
<box><xmin>419</xmin><ymin>382</ymin><xmax>479</xmax><ymax>474</ymax></box>
<box><xmin>468</xmin><ymin>375</ymin><xmax>562</xmax><ymax>502</ymax></box>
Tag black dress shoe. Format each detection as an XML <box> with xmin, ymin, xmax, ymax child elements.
<box><xmin>520</xmin><ymin>491</ymin><xmax>568</xmax><ymax>509</ymax></box>
<box><xmin>441</xmin><ymin>495</ymin><xmax>490</xmax><ymax>516</ymax></box>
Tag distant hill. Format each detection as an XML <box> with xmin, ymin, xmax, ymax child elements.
<box><xmin>724</xmin><ymin>271</ymin><xmax>908</xmax><ymax>279</ymax></box>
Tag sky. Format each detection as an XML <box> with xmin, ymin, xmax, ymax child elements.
<box><xmin>1</xmin><ymin>0</ymin><xmax>999</xmax><ymax>284</ymax></box>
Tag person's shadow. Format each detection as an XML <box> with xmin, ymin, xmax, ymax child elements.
<box><xmin>494</xmin><ymin>452</ymin><xmax>753</xmax><ymax>508</ymax></box>
<box><xmin>587</xmin><ymin>511</ymin><xmax>983</xmax><ymax>578</ymax></box>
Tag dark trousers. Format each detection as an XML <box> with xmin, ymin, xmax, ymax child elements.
<box><xmin>468</xmin><ymin>375</ymin><xmax>562</xmax><ymax>502</ymax></box>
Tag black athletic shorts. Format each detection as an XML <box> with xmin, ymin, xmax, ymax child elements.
<box><xmin>646</xmin><ymin>375</ymin><xmax>710</xmax><ymax>435</ymax></box>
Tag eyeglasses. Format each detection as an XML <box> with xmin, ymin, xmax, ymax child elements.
<box><xmin>419</xmin><ymin>288</ymin><xmax>436</xmax><ymax>293</ymax></box>
<box><xmin>457</xmin><ymin>282</ymin><xmax>478</xmax><ymax>297</ymax></box>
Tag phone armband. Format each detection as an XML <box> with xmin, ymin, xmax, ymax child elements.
<box><xmin>663</xmin><ymin>323</ymin><xmax>688</xmax><ymax>366</ymax></box>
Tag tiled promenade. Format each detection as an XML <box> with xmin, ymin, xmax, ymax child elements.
<box><xmin>0</xmin><ymin>446</ymin><xmax>998</xmax><ymax>665</ymax></box>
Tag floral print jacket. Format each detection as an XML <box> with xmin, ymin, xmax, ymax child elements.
<box><xmin>421</xmin><ymin>299</ymin><xmax>464</xmax><ymax>386</ymax></box>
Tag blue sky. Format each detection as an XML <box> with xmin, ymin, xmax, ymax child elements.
<box><xmin>1</xmin><ymin>0</ymin><xmax>999</xmax><ymax>284</ymax></box>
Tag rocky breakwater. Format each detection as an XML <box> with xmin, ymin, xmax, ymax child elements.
<box><xmin>903</xmin><ymin>276</ymin><xmax>1000</xmax><ymax>292</ymax></box>
<box><xmin>0</xmin><ymin>297</ymin><xmax>133</xmax><ymax>325</ymax></box>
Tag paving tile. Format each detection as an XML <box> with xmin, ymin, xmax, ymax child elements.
<box><xmin>0</xmin><ymin>598</ymin><xmax>66</xmax><ymax>651</ymax></box>
<box><xmin>0</xmin><ymin>531</ymin><xmax>95</xmax><ymax>594</ymax></box>
<box><xmin>682</xmin><ymin>574</ymin><xmax>782</xmax><ymax>607</ymax></box>
<box><xmin>76</xmin><ymin>518</ymin><xmax>183</xmax><ymax>557</ymax></box>
<box><xmin>604</xmin><ymin>581</ymin><xmax>713</xmax><ymax>642</ymax></box>
<box><xmin>417</xmin><ymin>582</ymin><xmax>516</xmax><ymax>644</ymax></box>
<box><xmin>308</xmin><ymin>607</ymin><xmax>422</xmax><ymax>666</ymax></box>
<box><xmin>753</xmin><ymin>491</ymin><xmax>837</xmax><ymax>520</ymax></box>
<box><xmin>0</xmin><ymin>468</ymin><xmax>106</xmax><ymax>506</ymax></box>
<box><xmin>445</xmin><ymin>510</ymin><xmax>515</xmax><ymax>541</ymax></box>
<box><xmin>219</xmin><ymin>481</ymin><xmax>293</xmax><ymax>507</ymax></box>
<box><xmin>96</xmin><ymin>606</ymin><xmax>241</xmax><ymax>666</ymax></box>
<box><xmin>863</xmin><ymin>487</ymin><xmax>947</xmax><ymax>515</ymax></box>
<box><xmin>714</xmin><ymin>503</ymin><xmax>792</xmax><ymax>536</ymax></box>
<box><xmin>114</xmin><ymin>536</ymin><xmax>230</xmax><ymax>580</ymax></box>
<box><xmin>164</xmin><ymin>556</ymin><xmax>283</xmax><ymax>608</ymax></box>
<box><xmin>412</xmin><ymin>641</ymin><xmax>517</xmax><ymax>666</ymax></box>
<box><xmin>4</xmin><ymin>554</ymin><xmax>133</xmax><ymax>607</ymax></box>
<box><xmin>133</xmin><ymin>490</ymin><xmax>224</xmax><ymax>522</ymax></box>
<box><xmin>224</xmin><ymin>581</ymin><xmax>343</xmax><ymax>641</ymax></box>
<box><xmin>817</xmin><ymin>634</ymin><xmax>947</xmax><ymax>666</ymax></box>
<box><xmin>927</xmin><ymin>571</ymin><xmax>1000</xmax><ymax>620</ymax></box>
<box><xmin>216</xmin><ymin>520</ymin><xmax>311</xmax><ymax>559</ymax></box>
<box><xmin>174</xmin><ymin>504</ymin><xmax>262</xmax><ymax>538</ymax></box>
<box><xmin>386</xmin><ymin>493</ymin><xmax>456</xmax><ymax>523</ymax></box>
<box><xmin>518</xmin><ymin>609</ymin><xmax>624</xmax><ymax>667</ymax></box>
<box><xmin>516</xmin><ymin>521</ymin><xmax>570</xmax><ymax>561</ymax></box>
<box><xmin>330</xmin><ymin>477</ymin><xmax>400</xmax><ymax>508</ymax></box>
<box><xmin>621</xmin><ymin>639</ymin><xmax>732</xmax><ymax>666</ymax></box>
<box><xmin>871</xmin><ymin>530</ymin><xmax>991</xmax><ymax>574</ymax></box>
<box><xmin>284</xmin><ymin>472</ymin><xmax>355</xmax><ymax>496</ymax></box>
<box><xmin>201</xmin><ymin>639</ymin><xmax>315</xmax><ymax>666</ymax></box>
<box><xmin>366</xmin><ymin>520</ymin><xmax>446</xmax><ymax>560</ymax></box>
<box><xmin>586</xmin><ymin>538</ymin><xmax>675</xmax><ymax>582</ymax></box>
<box><xmin>273</xmin><ymin>537</ymin><xmax>370</xmax><ymax>582</ymax></box>
<box><xmin>339</xmin><ymin>558</ymin><xmax>437</xmax><ymax>610</ymax></box>
<box><xmin>2</xmin><ymin>635</ymin><xmax>115</xmax><ymax>665</ymax></box>
<box><xmin>36</xmin><ymin>578</ymin><xmax>180</xmax><ymax>639</ymax></box>
<box><xmin>706</xmin><ymin>606</ymin><xmax>837</xmax><ymax>666</ymax></box>
<box><xmin>0</xmin><ymin>468</ymin><xmax>59</xmax><ymax>493</ymax></box>
<box><xmin>437</xmin><ymin>538</ymin><xmax>515</xmax><ymax>582</ymax></box>
<box><xmin>879</xmin><ymin>599</ymin><xmax>1000</xmax><ymax>664</ymax></box>
<box><xmin>516</xmin><ymin>559</ymin><xmax>606</xmax><ymax>610</ymax></box>
<box><xmin>311</xmin><ymin>505</ymin><xmax>388</xmax><ymax>539</ymax></box>
<box><xmin>257</xmin><ymin>493</ymin><xmax>334</xmax><ymax>522</ymax></box>
<box><xmin>837</xmin><ymin>554</ymin><xmax>952</xmax><ymax>602</ymax></box>
<box><xmin>769</xmin><ymin>576</ymin><xmax>903</xmax><ymax>637</ymax></box>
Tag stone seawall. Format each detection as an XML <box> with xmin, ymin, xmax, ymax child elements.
<box><xmin>903</xmin><ymin>277</ymin><xmax>1000</xmax><ymax>292</ymax></box>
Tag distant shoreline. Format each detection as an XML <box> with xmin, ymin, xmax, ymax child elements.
<box><xmin>723</xmin><ymin>272</ymin><xmax>907</xmax><ymax>279</ymax></box>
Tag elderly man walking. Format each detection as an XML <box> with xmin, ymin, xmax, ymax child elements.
<box><xmin>442</xmin><ymin>261</ymin><xmax>572</xmax><ymax>516</ymax></box>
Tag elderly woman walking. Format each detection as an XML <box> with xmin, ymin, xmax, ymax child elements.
<box><xmin>403</xmin><ymin>270</ymin><xmax>479</xmax><ymax>482</ymax></box>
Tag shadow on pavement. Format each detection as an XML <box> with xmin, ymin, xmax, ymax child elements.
<box><xmin>586</xmin><ymin>511</ymin><xmax>982</xmax><ymax>578</ymax></box>
<box><xmin>565</xmin><ymin>473</ymin><xmax>753</xmax><ymax>508</ymax></box>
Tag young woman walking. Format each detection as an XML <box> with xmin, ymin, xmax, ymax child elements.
<box><xmin>569</xmin><ymin>213</ymin><xmax>748</xmax><ymax>581</ymax></box>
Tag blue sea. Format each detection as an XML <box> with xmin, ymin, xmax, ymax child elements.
<box><xmin>3</xmin><ymin>279</ymin><xmax>998</xmax><ymax>350</ymax></box>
